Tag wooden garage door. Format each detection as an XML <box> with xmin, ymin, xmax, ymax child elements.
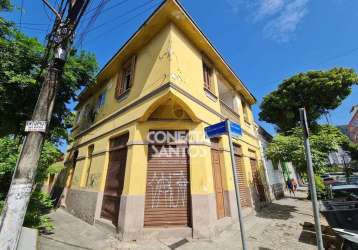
<box><xmin>211</xmin><ymin>138</ymin><xmax>225</xmax><ymax>219</ymax></box>
<box><xmin>144</xmin><ymin>131</ymin><xmax>190</xmax><ymax>227</ymax></box>
<box><xmin>233</xmin><ymin>144</ymin><xmax>252</xmax><ymax>207</ymax></box>
<box><xmin>101</xmin><ymin>134</ymin><xmax>129</xmax><ymax>226</ymax></box>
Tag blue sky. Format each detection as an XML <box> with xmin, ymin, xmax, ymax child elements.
<box><xmin>2</xmin><ymin>0</ymin><xmax>358</xmax><ymax>151</ymax></box>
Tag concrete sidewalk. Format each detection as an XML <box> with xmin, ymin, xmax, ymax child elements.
<box><xmin>39</xmin><ymin>191</ymin><xmax>341</xmax><ymax>250</ymax></box>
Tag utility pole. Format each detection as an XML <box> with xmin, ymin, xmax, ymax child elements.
<box><xmin>299</xmin><ymin>108</ymin><xmax>324</xmax><ymax>250</ymax></box>
<box><xmin>0</xmin><ymin>1</ymin><xmax>90</xmax><ymax>249</ymax></box>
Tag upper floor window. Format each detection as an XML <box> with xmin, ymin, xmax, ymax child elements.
<box><xmin>203</xmin><ymin>61</ymin><xmax>213</xmax><ymax>92</ymax></box>
<box><xmin>75</xmin><ymin>108</ymin><xmax>83</xmax><ymax>125</ymax></box>
<box><xmin>115</xmin><ymin>56</ymin><xmax>136</xmax><ymax>99</ymax></box>
<box><xmin>242</xmin><ymin>99</ymin><xmax>250</xmax><ymax>123</ymax></box>
<box><xmin>96</xmin><ymin>92</ymin><xmax>106</xmax><ymax>110</ymax></box>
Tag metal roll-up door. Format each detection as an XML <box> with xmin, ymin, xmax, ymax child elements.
<box><xmin>101</xmin><ymin>134</ymin><xmax>129</xmax><ymax>226</ymax></box>
<box><xmin>144</xmin><ymin>131</ymin><xmax>191</xmax><ymax>227</ymax></box>
<box><xmin>211</xmin><ymin>138</ymin><xmax>225</xmax><ymax>219</ymax></box>
<box><xmin>233</xmin><ymin>144</ymin><xmax>252</xmax><ymax>207</ymax></box>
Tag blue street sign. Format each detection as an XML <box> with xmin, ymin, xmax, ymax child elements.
<box><xmin>229</xmin><ymin>121</ymin><xmax>242</xmax><ymax>137</ymax></box>
<box><xmin>205</xmin><ymin>120</ymin><xmax>242</xmax><ymax>138</ymax></box>
<box><xmin>205</xmin><ymin>121</ymin><xmax>226</xmax><ymax>138</ymax></box>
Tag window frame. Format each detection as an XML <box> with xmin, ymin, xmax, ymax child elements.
<box><xmin>203</xmin><ymin>61</ymin><xmax>213</xmax><ymax>91</ymax></box>
<box><xmin>96</xmin><ymin>91</ymin><xmax>106</xmax><ymax>110</ymax></box>
<box><xmin>242</xmin><ymin>98</ymin><xmax>250</xmax><ymax>124</ymax></box>
<box><xmin>115</xmin><ymin>55</ymin><xmax>136</xmax><ymax>100</ymax></box>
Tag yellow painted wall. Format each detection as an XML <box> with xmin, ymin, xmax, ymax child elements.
<box><xmin>66</xmin><ymin>21</ymin><xmax>265</xmax><ymax>203</ymax></box>
<box><xmin>169</xmin><ymin>24</ymin><xmax>221</xmax><ymax>114</ymax></box>
<box><xmin>73</xmin><ymin>24</ymin><xmax>172</xmax><ymax>130</ymax></box>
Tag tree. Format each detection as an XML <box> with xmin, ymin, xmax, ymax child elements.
<box><xmin>259</xmin><ymin>68</ymin><xmax>358</xmax><ymax>132</ymax></box>
<box><xmin>0</xmin><ymin>136</ymin><xmax>61</xmax><ymax>231</ymax></box>
<box><xmin>0</xmin><ymin>15</ymin><xmax>98</xmax><ymax>142</ymax></box>
<box><xmin>0</xmin><ymin>136</ymin><xmax>62</xmax><ymax>199</ymax></box>
<box><xmin>266</xmin><ymin>125</ymin><xmax>348</xmax><ymax>175</ymax></box>
<box><xmin>0</xmin><ymin>0</ymin><xmax>11</xmax><ymax>11</ymax></box>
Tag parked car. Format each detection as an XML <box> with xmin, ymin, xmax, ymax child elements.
<box><xmin>323</xmin><ymin>176</ymin><xmax>336</xmax><ymax>185</ymax></box>
<box><xmin>320</xmin><ymin>200</ymin><xmax>358</xmax><ymax>230</ymax></box>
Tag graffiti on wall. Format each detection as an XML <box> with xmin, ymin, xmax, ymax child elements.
<box><xmin>148</xmin><ymin>171</ymin><xmax>189</xmax><ymax>209</ymax></box>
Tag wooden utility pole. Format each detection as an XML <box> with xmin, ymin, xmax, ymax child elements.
<box><xmin>0</xmin><ymin>1</ymin><xmax>90</xmax><ymax>249</ymax></box>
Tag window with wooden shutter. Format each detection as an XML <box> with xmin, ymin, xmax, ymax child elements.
<box><xmin>242</xmin><ymin>98</ymin><xmax>250</xmax><ymax>124</ymax></box>
<box><xmin>203</xmin><ymin>61</ymin><xmax>213</xmax><ymax>91</ymax></box>
<box><xmin>115</xmin><ymin>56</ymin><xmax>136</xmax><ymax>99</ymax></box>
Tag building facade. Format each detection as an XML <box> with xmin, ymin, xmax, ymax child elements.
<box><xmin>60</xmin><ymin>0</ymin><xmax>269</xmax><ymax>240</ymax></box>
<box><xmin>257</xmin><ymin>126</ymin><xmax>286</xmax><ymax>200</ymax></box>
<box><xmin>348</xmin><ymin>105</ymin><xmax>358</xmax><ymax>143</ymax></box>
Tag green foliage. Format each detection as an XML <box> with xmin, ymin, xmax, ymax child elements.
<box><xmin>0</xmin><ymin>0</ymin><xmax>12</xmax><ymax>11</ymax></box>
<box><xmin>259</xmin><ymin>68</ymin><xmax>358</xmax><ymax>132</ymax></box>
<box><xmin>0</xmin><ymin>136</ymin><xmax>60</xmax><ymax>231</ymax></box>
<box><xmin>47</xmin><ymin>162</ymin><xmax>65</xmax><ymax>175</ymax></box>
<box><xmin>342</xmin><ymin>140</ymin><xmax>358</xmax><ymax>161</ymax></box>
<box><xmin>307</xmin><ymin>175</ymin><xmax>330</xmax><ymax>200</ymax></box>
<box><xmin>24</xmin><ymin>191</ymin><xmax>54</xmax><ymax>232</ymax></box>
<box><xmin>0</xmin><ymin>18</ymin><xmax>98</xmax><ymax>142</ymax></box>
<box><xmin>315</xmin><ymin>175</ymin><xmax>325</xmax><ymax>192</ymax></box>
<box><xmin>266</xmin><ymin>125</ymin><xmax>348</xmax><ymax>175</ymax></box>
<box><xmin>0</xmin><ymin>136</ymin><xmax>62</xmax><ymax>194</ymax></box>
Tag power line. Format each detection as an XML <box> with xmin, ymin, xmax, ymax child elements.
<box><xmin>16</xmin><ymin>22</ymin><xmax>48</xmax><ymax>26</ymax></box>
<box><xmin>82</xmin><ymin>0</ymin><xmax>130</xmax><ymax>19</ymax></box>
<box><xmin>316</xmin><ymin>47</ymin><xmax>358</xmax><ymax>66</ymax></box>
<box><xmin>84</xmin><ymin>0</ymin><xmax>157</xmax><ymax>35</ymax></box>
<box><xmin>19</xmin><ymin>0</ymin><xmax>24</xmax><ymax>30</ymax></box>
<box><xmin>17</xmin><ymin>26</ymin><xmax>48</xmax><ymax>32</ymax></box>
<box><xmin>85</xmin><ymin>1</ymin><xmax>161</xmax><ymax>44</ymax></box>
<box><xmin>77</xmin><ymin>0</ymin><xmax>111</xmax><ymax>47</ymax></box>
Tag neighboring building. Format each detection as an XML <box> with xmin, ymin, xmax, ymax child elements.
<box><xmin>327</xmin><ymin>125</ymin><xmax>352</xmax><ymax>168</ymax></box>
<box><xmin>348</xmin><ymin>105</ymin><xmax>358</xmax><ymax>143</ymax></box>
<box><xmin>61</xmin><ymin>0</ymin><xmax>268</xmax><ymax>240</ymax></box>
<box><xmin>257</xmin><ymin>126</ymin><xmax>297</xmax><ymax>200</ymax></box>
<box><xmin>328</xmin><ymin>147</ymin><xmax>351</xmax><ymax>168</ymax></box>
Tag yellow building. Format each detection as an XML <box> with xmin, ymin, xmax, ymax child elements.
<box><xmin>62</xmin><ymin>0</ymin><xmax>269</xmax><ymax>240</ymax></box>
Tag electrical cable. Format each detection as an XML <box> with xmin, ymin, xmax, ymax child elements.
<box><xmin>85</xmin><ymin>1</ymin><xmax>161</xmax><ymax>44</ymax></box>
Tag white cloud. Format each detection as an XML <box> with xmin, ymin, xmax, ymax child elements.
<box><xmin>263</xmin><ymin>0</ymin><xmax>309</xmax><ymax>42</ymax></box>
<box><xmin>256</xmin><ymin>0</ymin><xmax>285</xmax><ymax>19</ymax></box>
<box><xmin>226</xmin><ymin>0</ymin><xmax>310</xmax><ymax>43</ymax></box>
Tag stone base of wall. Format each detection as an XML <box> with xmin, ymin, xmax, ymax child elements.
<box><xmin>191</xmin><ymin>193</ymin><xmax>217</xmax><ymax>239</ymax></box>
<box><xmin>64</xmin><ymin>189</ymin><xmax>255</xmax><ymax>241</ymax></box>
<box><xmin>118</xmin><ymin>195</ymin><xmax>145</xmax><ymax>241</ymax></box>
<box><xmin>272</xmin><ymin>183</ymin><xmax>285</xmax><ymax>200</ymax></box>
<box><xmin>65</xmin><ymin>188</ymin><xmax>99</xmax><ymax>224</ymax></box>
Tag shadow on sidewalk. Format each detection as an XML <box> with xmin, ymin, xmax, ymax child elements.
<box><xmin>255</xmin><ymin>203</ymin><xmax>297</xmax><ymax>220</ymax></box>
<box><xmin>298</xmin><ymin>222</ymin><xmax>342</xmax><ymax>249</ymax></box>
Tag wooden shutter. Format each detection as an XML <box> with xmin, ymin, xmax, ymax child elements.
<box><xmin>233</xmin><ymin>144</ymin><xmax>252</xmax><ymax>207</ymax></box>
<box><xmin>129</xmin><ymin>55</ymin><xmax>136</xmax><ymax>89</ymax></box>
<box><xmin>211</xmin><ymin>138</ymin><xmax>225</xmax><ymax>219</ymax></box>
<box><xmin>144</xmin><ymin>131</ymin><xmax>191</xmax><ymax>227</ymax></box>
<box><xmin>100</xmin><ymin>134</ymin><xmax>129</xmax><ymax>226</ymax></box>
<box><xmin>115</xmin><ymin>55</ymin><xmax>136</xmax><ymax>99</ymax></box>
<box><xmin>115</xmin><ymin>70</ymin><xmax>124</xmax><ymax>99</ymax></box>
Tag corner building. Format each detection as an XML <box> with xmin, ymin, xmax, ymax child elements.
<box><xmin>62</xmin><ymin>0</ymin><xmax>270</xmax><ymax>240</ymax></box>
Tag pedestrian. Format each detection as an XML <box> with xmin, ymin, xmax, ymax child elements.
<box><xmin>286</xmin><ymin>179</ymin><xmax>295</xmax><ymax>197</ymax></box>
<box><xmin>292</xmin><ymin>178</ymin><xmax>298</xmax><ymax>192</ymax></box>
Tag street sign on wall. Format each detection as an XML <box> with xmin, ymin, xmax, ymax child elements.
<box><xmin>205</xmin><ymin>121</ymin><xmax>226</xmax><ymax>138</ymax></box>
<box><xmin>205</xmin><ymin>120</ymin><xmax>242</xmax><ymax>138</ymax></box>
